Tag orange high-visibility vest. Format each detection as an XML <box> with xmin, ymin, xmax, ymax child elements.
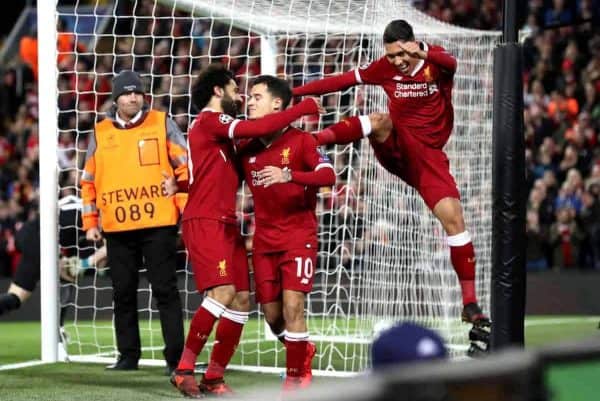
<box><xmin>90</xmin><ymin>111</ymin><xmax>180</xmax><ymax>232</ymax></box>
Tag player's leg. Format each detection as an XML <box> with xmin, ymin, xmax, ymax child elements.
<box><xmin>315</xmin><ymin>113</ymin><xmax>392</xmax><ymax>145</ymax></box>
<box><xmin>368</xmin><ymin>128</ymin><xmax>406</xmax><ymax>177</ymax></box>
<box><xmin>104</xmin><ymin>230</ymin><xmax>141</xmax><ymax>369</ymax></box>
<box><xmin>1</xmin><ymin>218</ymin><xmax>41</xmax><ymax>316</ymax></box>
<box><xmin>0</xmin><ymin>283</ymin><xmax>32</xmax><ymax>316</ymax></box>
<box><xmin>172</xmin><ymin>219</ymin><xmax>235</xmax><ymax>398</ymax></box>
<box><xmin>281</xmin><ymin>249</ymin><xmax>317</xmax><ymax>389</ymax></box>
<box><xmin>253</xmin><ymin>252</ymin><xmax>286</xmax><ymax>342</ymax></box>
<box><xmin>201</xmin><ymin>233</ymin><xmax>251</xmax><ymax>395</ymax></box>
<box><xmin>142</xmin><ymin>225</ymin><xmax>184</xmax><ymax>374</ymax></box>
<box><xmin>417</xmin><ymin>147</ymin><xmax>490</xmax><ymax>354</ymax></box>
<box><xmin>264</xmin><ymin>301</ymin><xmax>286</xmax><ymax>343</ymax></box>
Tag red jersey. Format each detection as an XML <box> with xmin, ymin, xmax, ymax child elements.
<box><xmin>240</xmin><ymin>128</ymin><xmax>333</xmax><ymax>253</ymax></box>
<box><xmin>183</xmin><ymin>110</ymin><xmax>241</xmax><ymax>224</ymax></box>
<box><xmin>356</xmin><ymin>43</ymin><xmax>455</xmax><ymax>148</ymax></box>
<box><xmin>182</xmin><ymin>99</ymin><xmax>322</xmax><ymax>224</ymax></box>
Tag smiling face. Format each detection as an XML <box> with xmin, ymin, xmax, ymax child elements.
<box><xmin>116</xmin><ymin>91</ymin><xmax>144</xmax><ymax>120</ymax></box>
<box><xmin>384</xmin><ymin>40</ymin><xmax>419</xmax><ymax>75</ymax></box>
<box><xmin>247</xmin><ymin>82</ymin><xmax>283</xmax><ymax>119</ymax></box>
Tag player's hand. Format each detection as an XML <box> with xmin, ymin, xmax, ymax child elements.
<box><xmin>86</xmin><ymin>227</ymin><xmax>103</xmax><ymax>242</ymax></box>
<box><xmin>257</xmin><ymin>166</ymin><xmax>291</xmax><ymax>187</ymax></box>
<box><xmin>305</xmin><ymin>97</ymin><xmax>326</xmax><ymax>115</ymax></box>
<box><xmin>161</xmin><ymin>170</ymin><xmax>178</xmax><ymax>197</ymax></box>
<box><xmin>397</xmin><ymin>41</ymin><xmax>427</xmax><ymax>59</ymax></box>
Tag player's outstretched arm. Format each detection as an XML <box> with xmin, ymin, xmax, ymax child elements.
<box><xmin>292</xmin><ymin>70</ymin><xmax>359</xmax><ymax>96</ymax></box>
<box><xmin>231</xmin><ymin>98</ymin><xmax>324</xmax><ymax>139</ymax></box>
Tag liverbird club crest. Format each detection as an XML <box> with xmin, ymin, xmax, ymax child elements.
<box><xmin>281</xmin><ymin>147</ymin><xmax>291</xmax><ymax>165</ymax></box>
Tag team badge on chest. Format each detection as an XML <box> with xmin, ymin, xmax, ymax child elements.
<box><xmin>281</xmin><ymin>147</ymin><xmax>291</xmax><ymax>165</ymax></box>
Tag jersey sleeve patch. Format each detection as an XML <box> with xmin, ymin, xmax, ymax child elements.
<box><xmin>219</xmin><ymin>113</ymin><xmax>234</xmax><ymax>124</ymax></box>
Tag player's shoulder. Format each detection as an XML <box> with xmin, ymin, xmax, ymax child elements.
<box><xmin>191</xmin><ymin>110</ymin><xmax>235</xmax><ymax>130</ymax></box>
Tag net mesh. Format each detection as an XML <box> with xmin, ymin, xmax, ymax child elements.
<box><xmin>54</xmin><ymin>0</ymin><xmax>499</xmax><ymax>374</ymax></box>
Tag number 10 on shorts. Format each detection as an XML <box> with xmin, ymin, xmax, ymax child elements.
<box><xmin>295</xmin><ymin>257</ymin><xmax>314</xmax><ymax>285</ymax></box>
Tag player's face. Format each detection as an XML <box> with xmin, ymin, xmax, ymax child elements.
<box><xmin>116</xmin><ymin>92</ymin><xmax>144</xmax><ymax>119</ymax></box>
<box><xmin>221</xmin><ymin>79</ymin><xmax>242</xmax><ymax>117</ymax></box>
<box><xmin>384</xmin><ymin>41</ymin><xmax>418</xmax><ymax>75</ymax></box>
<box><xmin>247</xmin><ymin>83</ymin><xmax>283</xmax><ymax>119</ymax></box>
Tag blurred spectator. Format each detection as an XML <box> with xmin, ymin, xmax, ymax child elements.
<box><xmin>371</xmin><ymin>322</ymin><xmax>448</xmax><ymax>370</ymax></box>
<box><xmin>549</xmin><ymin>206</ymin><xmax>584</xmax><ymax>269</ymax></box>
<box><xmin>526</xmin><ymin>209</ymin><xmax>549</xmax><ymax>271</ymax></box>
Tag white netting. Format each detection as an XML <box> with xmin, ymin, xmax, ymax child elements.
<box><xmin>54</xmin><ymin>0</ymin><xmax>499</xmax><ymax>374</ymax></box>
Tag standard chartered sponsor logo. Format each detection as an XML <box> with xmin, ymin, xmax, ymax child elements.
<box><xmin>394</xmin><ymin>82</ymin><xmax>438</xmax><ymax>98</ymax></box>
<box><xmin>250</xmin><ymin>170</ymin><xmax>260</xmax><ymax>186</ymax></box>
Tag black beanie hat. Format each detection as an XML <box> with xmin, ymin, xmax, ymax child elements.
<box><xmin>112</xmin><ymin>70</ymin><xmax>144</xmax><ymax>100</ymax></box>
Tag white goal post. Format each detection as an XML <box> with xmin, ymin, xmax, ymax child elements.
<box><xmin>36</xmin><ymin>0</ymin><xmax>500</xmax><ymax>375</ymax></box>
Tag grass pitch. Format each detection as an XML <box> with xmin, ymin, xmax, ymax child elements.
<box><xmin>1</xmin><ymin>316</ymin><xmax>599</xmax><ymax>401</ymax></box>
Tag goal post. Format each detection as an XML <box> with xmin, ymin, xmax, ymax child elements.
<box><xmin>38</xmin><ymin>0</ymin><xmax>59</xmax><ymax>364</ymax></box>
<box><xmin>36</xmin><ymin>0</ymin><xmax>500</xmax><ymax>374</ymax></box>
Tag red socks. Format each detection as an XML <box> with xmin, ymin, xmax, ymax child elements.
<box><xmin>204</xmin><ymin>309</ymin><xmax>249</xmax><ymax>381</ymax></box>
<box><xmin>177</xmin><ymin>297</ymin><xmax>225</xmax><ymax>371</ymax></box>
<box><xmin>447</xmin><ymin>231</ymin><xmax>477</xmax><ymax>306</ymax></box>
<box><xmin>284</xmin><ymin>332</ymin><xmax>309</xmax><ymax>378</ymax></box>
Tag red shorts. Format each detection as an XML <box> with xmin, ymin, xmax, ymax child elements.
<box><xmin>252</xmin><ymin>247</ymin><xmax>317</xmax><ymax>304</ymax></box>
<box><xmin>182</xmin><ymin>218</ymin><xmax>249</xmax><ymax>292</ymax></box>
<box><xmin>369</xmin><ymin>130</ymin><xmax>460</xmax><ymax>210</ymax></box>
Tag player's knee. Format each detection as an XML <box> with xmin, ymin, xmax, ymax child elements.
<box><xmin>231</xmin><ymin>291</ymin><xmax>251</xmax><ymax>312</ymax></box>
<box><xmin>282</xmin><ymin>300</ymin><xmax>304</xmax><ymax>324</ymax></box>
<box><xmin>369</xmin><ymin>113</ymin><xmax>392</xmax><ymax>144</ymax></box>
<box><xmin>208</xmin><ymin>284</ymin><xmax>236</xmax><ymax>307</ymax></box>
<box><xmin>433</xmin><ymin>197</ymin><xmax>465</xmax><ymax>235</ymax></box>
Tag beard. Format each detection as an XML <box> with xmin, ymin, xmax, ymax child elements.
<box><xmin>221</xmin><ymin>94</ymin><xmax>241</xmax><ymax>117</ymax></box>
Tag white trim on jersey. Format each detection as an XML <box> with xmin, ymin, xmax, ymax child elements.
<box><xmin>186</xmin><ymin>135</ymin><xmax>194</xmax><ymax>185</ymax></box>
<box><xmin>315</xmin><ymin>163</ymin><xmax>334</xmax><ymax>171</ymax></box>
<box><xmin>228</xmin><ymin>119</ymin><xmax>240</xmax><ymax>139</ymax></box>
<box><xmin>410</xmin><ymin>41</ymin><xmax>429</xmax><ymax>77</ymax></box>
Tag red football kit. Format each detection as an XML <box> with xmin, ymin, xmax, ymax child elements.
<box><xmin>239</xmin><ymin>128</ymin><xmax>335</xmax><ymax>303</ymax></box>
<box><xmin>182</xmin><ymin>99</ymin><xmax>319</xmax><ymax>292</ymax></box>
<box><xmin>293</xmin><ymin>43</ymin><xmax>460</xmax><ymax>210</ymax></box>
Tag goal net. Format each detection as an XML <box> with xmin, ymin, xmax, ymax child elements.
<box><xmin>47</xmin><ymin>0</ymin><xmax>499</xmax><ymax>375</ymax></box>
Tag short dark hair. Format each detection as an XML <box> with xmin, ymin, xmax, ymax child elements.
<box><xmin>383</xmin><ymin>19</ymin><xmax>415</xmax><ymax>43</ymax></box>
<box><xmin>191</xmin><ymin>63</ymin><xmax>235</xmax><ymax>111</ymax></box>
<box><xmin>251</xmin><ymin>75</ymin><xmax>292</xmax><ymax>109</ymax></box>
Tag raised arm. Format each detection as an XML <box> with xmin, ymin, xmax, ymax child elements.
<box><xmin>230</xmin><ymin>98</ymin><xmax>323</xmax><ymax>139</ymax></box>
<box><xmin>426</xmin><ymin>48</ymin><xmax>457</xmax><ymax>75</ymax></box>
<box><xmin>292</xmin><ymin>71</ymin><xmax>359</xmax><ymax>96</ymax></box>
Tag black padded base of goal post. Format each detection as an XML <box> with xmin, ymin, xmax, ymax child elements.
<box><xmin>490</xmin><ymin>41</ymin><xmax>526</xmax><ymax>351</ymax></box>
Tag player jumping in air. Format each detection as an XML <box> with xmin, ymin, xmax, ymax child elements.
<box><xmin>292</xmin><ymin>19</ymin><xmax>491</xmax><ymax>354</ymax></box>
<box><xmin>166</xmin><ymin>64</ymin><xmax>323</xmax><ymax>398</ymax></box>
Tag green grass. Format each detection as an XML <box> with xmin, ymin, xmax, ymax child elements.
<box><xmin>1</xmin><ymin>316</ymin><xmax>599</xmax><ymax>400</ymax></box>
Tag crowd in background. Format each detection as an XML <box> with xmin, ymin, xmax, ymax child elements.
<box><xmin>0</xmin><ymin>0</ymin><xmax>599</xmax><ymax>277</ymax></box>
